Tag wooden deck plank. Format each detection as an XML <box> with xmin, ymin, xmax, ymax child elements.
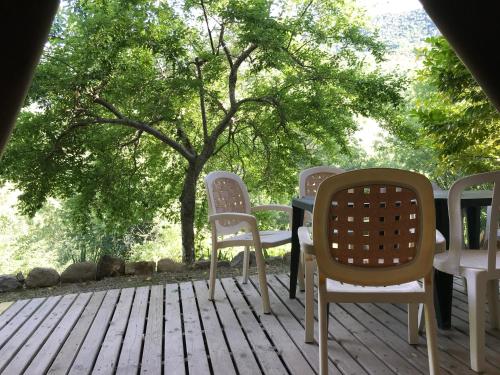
<box><xmin>93</xmin><ymin>288</ymin><xmax>135</xmax><ymax>375</ymax></box>
<box><xmin>262</xmin><ymin>275</ymin><xmax>326</xmax><ymax>374</ymax></box>
<box><xmin>193</xmin><ymin>280</ymin><xmax>236</xmax><ymax>375</ymax></box>
<box><xmin>212</xmin><ymin>279</ymin><xmax>261</xmax><ymax>375</ymax></box>
<box><xmin>140</xmin><ymin>284</ymin><xmax>164</xmax><ymax>375</ymax></box>
<box><xmin>68</xmin><ymin>289</ymin><xmax>120</xmax><ymax>375</ymax></box>
<box><xmin>0</xmin><ymin>300</ymin><xmax>26</xmax><ymax>329</ymax></box>
<box><xmin>289</xmin><ymin>283</ymin><xmax>421</xmax><ymax>374</ymax></box>
<box><xmin>24</xmin><ymin>292</ymin><xmax>92</xmax><ymax>375</ymax></box>
<box><xmin>238</xmin><ymin>277</ymin><xmax>315</xmax><ymax>375</ymax></box>
<box><xmin>365</xmin><ymin>302</ymin><xmax>483</xmax><ymax>374</ymax></box>
<box><xmin>0</xmin><ymin>297</ymin><xmax>45</xmax><ymax>349</ymax></box>
<box><xmin>47</xmin><ymin>291</ymin><xmax>106</xmax><ymax>375</ymax></box>
<box><xmin>163</xmin><ymin>283</ymin><xmax>185</xmax><ymax>375</ymax></box>
<box><xmin>221</xmin><ymin>277</ymin><xmax>289</xmax><ymax>375</ymax></box>
<box><xmin>116</xmin><ymin>286</ymin><xmax>149</xmax><ymax>374</ymax></box>
<box><xmin>269</xmin><ymin>275</ymin><xmax>366</xmax><ymax>375</ymax></box>
<box><xmin>0</xmin><ymin>295</ymin><xmax>61</xmax><ymax>372</ymax></box>
<box><xmin>3</xmin><ymin>293</ymin><xmax>77</xmax><ymax>374</ymax></box>
<box><xmin>180</xmin><ymin>281</ymin><xmax>211</xmax><ymax>375</ymax></box>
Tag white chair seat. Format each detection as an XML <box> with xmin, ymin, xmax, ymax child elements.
<box><xmin>434</xmin><ymin>250</ymin><xmax>500</xmax><ymax>274</ymax></box>
<box><xmin>435</xmin><ymin>229</ymin><xmax>446</xmax><ymax>253</ymax></box>
<box><xmin>219</xmin><ymin>230</ymin><xmax>291</xmax><ymax>248</ymax></box>
<box><xmin>325</xmin><ymin>279</ymin><xmax>424</xmax><ymax>303</ymax></box>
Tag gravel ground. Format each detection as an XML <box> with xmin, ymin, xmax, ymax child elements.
<box><xmin>0</xmin><ymin>258</ymin><xmax>291</xmax><ymax>303</ymax></box>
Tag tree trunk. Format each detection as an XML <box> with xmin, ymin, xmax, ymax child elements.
<box><xmin>180</xmin><ymin>161</ymin><xmax>201</xmax><ymax>263</ymax></box>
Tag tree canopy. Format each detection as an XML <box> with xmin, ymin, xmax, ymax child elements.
<box><xmin>1</xmin><ymin>0</ymin><xmax>403</xmax><ymax>262</ymax></box>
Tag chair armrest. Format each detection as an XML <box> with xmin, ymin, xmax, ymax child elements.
<box><xmin>298</xmin><ymin>226</ymin><xmax>315</xmax><ymax>255</ymax></box>
<box><xmin>251</xmin><ymin>204</ymin><xmax>292</xmax><ymax>215</ymax></box>
<box><xmin>252</xmin><ymin>205</ymin><xmax>292</xmax><ymax>227</ymax></box>
<box><xmin>209</xmin><ymin>213</ymin><xmax>257</xmax><ymax>227</ymax></box>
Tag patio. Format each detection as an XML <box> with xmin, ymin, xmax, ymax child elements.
<box><xmin>0</xmin><ymin>274</ymin><xmax>499</xmax><ymax>374</ymax></box>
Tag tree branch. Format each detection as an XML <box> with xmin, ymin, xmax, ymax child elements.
<box><xmin>229</xmin><ymin>43</ymin><xmax>257</xmax><ymax>106</ymax></box>
<box><xmin>195</xmin><ymin>58</ymin><xmax>209</xmax><ymax>141</ymax></box>
<box><xmin>94</xmin><ymin>97</ymin><xmax>124</xmax><ymax>118</ymax></box>
<box><xmin>200</xmin><ymin>0</ymin><xmax>216</xmax><ymax>54</ymax></box>
<box><xmin>73</xmin><ymin>117</ymin><xmax>195</xmax><ymax>160</ymax></box>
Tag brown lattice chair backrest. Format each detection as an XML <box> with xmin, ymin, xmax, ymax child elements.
<box><xmin>313</xmin><ymin>168</ymin><xmax>435</xmax><ymax>286</ymax></box>
<box><xmin>299</xmin><ymin>166</ymin><xmax>345</xmax><ymax>198</ymax></box>
<box><xmin>205</xmin><ymin>171</ymin><xmax>251</xmax><ymax>235</ymax></box>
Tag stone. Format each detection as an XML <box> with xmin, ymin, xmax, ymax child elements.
<box><xmin>16</xmin><ymin>272</ymin><xmax>25</xmax><ymax>284</ymax></box>
<box><xmin>96</xmin><ymin>255</ymin><xmax>125</xmax><ymax>279</ymax></box>
<box><xmin>0</xmin><ymin>275</ymin><xmax>22</xmax><ymax>292</ymax></box>
<box><xmin>191</xmin><ymin>259</ymin><xmax>211</xmax><ymax>270</ymax></box>
<box><xmin>26</xmin><ymin>267</ymin><xmax>60</xmax><ymax>288</ymax></box>
<box><xmin>61</xmin><ymin>262</ymin><xmax>97</xmax><ymax>283</ymax></box>
<box><xmin>282</xmin><ymin>251</ymin><xmax>291</xmax><ymax>264</ymax></box>
<box><xmin>125</xmin><ymin>261</ymin><xmax>156</xmax><ymax>276</ymax></box>
<box><xmin>157</xmin><ymin>258</ymin><xmax>184</xmax><ymax>273</ymax></box>
<box><xmin>230</xmin><ymin>250</ymin><xmax>256</xmax><ymax>267</ymax></box>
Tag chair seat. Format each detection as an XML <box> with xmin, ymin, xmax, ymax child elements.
<box><xmin>434</xmin><ymin>250</ymin><xmax>500</xmax><ymax>274</ymax></box>
<box><xmin>219</xmin><ymin>230</ymin><xmax>291</xmax><ymax>248</ymax></box>
<box><xmin>325</xmin><ymin>279</ymin><xmax>425</xmax><ymax>303</ymax></box>
<box><xmin>435</xmin><ymin>229</ymin><xmax>446</xmax><ymax>253</ymax></box>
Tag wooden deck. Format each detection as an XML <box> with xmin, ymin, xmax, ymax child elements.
<box><xmin>0</xmin><ymin>274</ymin><xmax>499</xmax><ymax>374</ymax></box>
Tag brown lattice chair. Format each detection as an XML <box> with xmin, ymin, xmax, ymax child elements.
<box><xmin>299</xmin><ymin>168</ymin><xmax>439</xmax><ymax>375</ymax></box>
<box><xmin>205</xmin><ymin>171</ymin><xmax>292</xmax><ymax>314</ymax></box>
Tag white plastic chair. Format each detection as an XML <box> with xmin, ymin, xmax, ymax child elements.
<box><xmin>299</xmin><ymin>168</ymin><xmax>440</xmax><ymax>375</ymax></box>
<box><xmin>205</xmin><ymin>171</ymin><xmax>292</xmax><ymax>314</ymax></box>
<box><xmin>433</xmin><ymin>171</ymin><xmax>499</xmax><ymax>372</ymax></box>
<box><xmin>298</xmin><ymin>166</ymin><xmax>344</xmax><ymax>341</ymax></box>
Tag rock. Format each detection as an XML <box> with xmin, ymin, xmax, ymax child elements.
<box><xmin>26</xmin><ymin>267</ymin><xmax>60</xmax><ymax>288</ymax></box>
<box><xmin>125</xmin><ymin>261</ymin><xmax>156</xmax><ymax>276</ymax></box>
<box><xmin>0</xmin><ymin>275</ymin><xmax>22</xmax><ymax>292</ymax></box>
<box><xmin>16</xmin><ymin>272</ymin><xmax>25</xmax><ymax>284</ymax></box>
<box><xmin>96</xmin><ymin>255</ymin><xmax>125</xmax><ymax>279</ymax></box>
<box><xmin>157</xmin><ymin>258</ymin><xmax>184</xmax><ymax>273</ymax></box>
<box><xmin>282</xmin><ymin>251</ymin><xmax>291</xmax><ymax>263</ymax></box>
<box><xmin>230</xmin><ymin>250</ymin><xmax>256</xmax><ymax>267</ymax></box>
<box><xmin>218</xmin><ymin>260</ymin><xmax>230</xmax><ymax>268</ymax></box>
<box><xmin>191</xmin><ymin>259</ymin><xmax>211</xmax><ymax>270</ymax></box>
<box><xmin>61</xmin><ymin>262</ymin><xmax>97</xmax><ymax>283</ymax></box>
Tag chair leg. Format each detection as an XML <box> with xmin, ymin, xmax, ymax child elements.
<box><xmin>254</xmin><ymin>242</ymin><xmax>271</xmax><ymax>314</ymax></box>
<box><xmin>408</xmin><ymin>303</ymin><xmax>419</xmax><ymax>344</ymax></box>
<box><xmin>304</xmin><ymin>254</ymin><xmax>314</xmax><ymax>343</ymax></box>
<box><xmin>242</xmin><ymin>246</ymin><xmax>250</xmax><ymax>284</ymax></box>
<box><xmin>208</xmin><ymin>245</ymin><xmax>218</xmax><ymax>300</ymax></box>
<box><xmin>486</xmin><ymin>279</ymin><xmax>499</xmax><ymax>329</ymax></box>
<box><xmin>467</xmin><ymin>275</ymin><xmax>486</xmax><ymax>372</ymax></box>
<box><xmin>298</xmin><ymin>250</ymin><xmax>305</xmax><ymax>292</ymax></box>
<box><xmin>318</xmin><ymin>279</ymin><xmax>328</xmax><ymax>375</ymax></box>
<box><xmin>424</xmin><ymin>299</ymin><xmax>440</xmax><ymax>375</ymax></box>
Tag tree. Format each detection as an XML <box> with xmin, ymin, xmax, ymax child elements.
<box><xmin>400</xmin><ymin>36</ymin><xmax>499</xmax><ymax>178</ymax></box>
<box><xmin>1</xmin><ymin>0</ymin><xmax>402</xmax><ymax>263</ymax></box>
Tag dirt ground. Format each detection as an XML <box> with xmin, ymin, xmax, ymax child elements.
<box><xmin>0</xmin><ymin>258</ymin><xmax>291</xmax><ymax>303</ymax></box>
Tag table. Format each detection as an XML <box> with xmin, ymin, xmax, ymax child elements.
<box><xmin>289</xmin><ymin>190</ymin><xmax>492</xmax><ymax>329</ymax></box>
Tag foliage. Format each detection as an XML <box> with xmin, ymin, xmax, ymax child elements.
<box><xmin>394</xmin><ymin>36</ymin><xmax>499</xmax><ymax>179</ymax></box>
<box><xmin>1</xmin><ymin>0</ymin><xmax>403</xmax><ymax>262</ymax></box>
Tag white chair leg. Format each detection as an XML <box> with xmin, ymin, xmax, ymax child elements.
<box><xmin>298</xmin><ymin>250</ymin><xmax>305</xmax><ymax>292</ymax></box>
<box><xmin>242</xmin><ymin>246</ymin><xmax>250</xmax><ymax>284</ymax></box>
<box><xmin>254</xmin><ymin>242</ymin><xmax>271</xmax><ymax>314</ymax></box>
<box><xmin>467</xmin><ymin>275</ymin><xmax>486</xmax><ymax>372</ymax></box>
<box><xmin>408</xmin><ymin>303</ymin><xmax>419</xmax><ymax>344</ymax></box>
<box><xmin>424</xmin><ymin>298</ymin><xmax>440</xmax><ymax>375</ymax></box>
<box><xmin>418</xmin><ymin>303</ymin><xmax>425</xmax><ymax>333</ymax></box>
<box><xmin>208</xmin><ymin>245</ymin><xmax>218</xmax><ymax>300</ymax></box>
<box><xmin>487</xmin><ymin>279</ymin><xmax>499</xmax><ymax>329</ymax></box>
<box><xmin>318</xmin><ymin>280</ymin><xmax>328</xmax><ymax>375</ymax></box>
<box><xmin>304</xmin><ymin>254</ymin><xmax>314</xmax><ymax>343</ymax></box>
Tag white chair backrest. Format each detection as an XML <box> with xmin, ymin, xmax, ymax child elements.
<box><xmin>448</xmin><ymin>171</ymin><xmax>500</xmax><ymax>272</ymax></box>
<box><xmin>313</xmin><ymin>168</ymin><xmax>436</xmax><ymax>286</ymax></box>
<box><xmin>205</xmin><ymin>171</ymin><xmax>252</xmax><ymax>236</ymax></box>
<box><xmin>299</xmin><ymin>166</ymin><xmax>345</xmax><ymax>198</ymax></box>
